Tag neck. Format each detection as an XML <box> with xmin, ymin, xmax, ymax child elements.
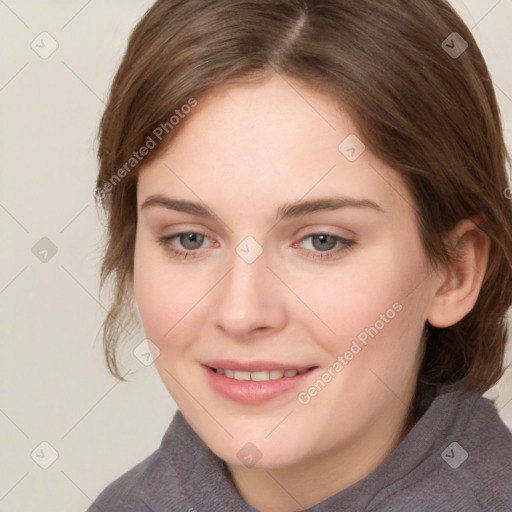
<box><xmin>226</xmin><ymin>395</ymin><xmax>416</xmax><ymax>512</ymax></box>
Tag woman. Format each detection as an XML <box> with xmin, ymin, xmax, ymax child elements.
<box><xmin>88</xmin><ymin>1</ymin><xmax>512</xmax><ymax>510</ymax></box>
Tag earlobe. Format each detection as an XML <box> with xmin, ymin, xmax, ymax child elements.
<box><xmin>426</xmin><ymin>218</ymin><xmax>490</xmax><ymax>328</ymax></box>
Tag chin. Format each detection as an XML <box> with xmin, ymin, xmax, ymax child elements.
<box><xmin>192</xmin><ymin>421</ymin><xmax>313</xmax><ymax>470</ymax></box>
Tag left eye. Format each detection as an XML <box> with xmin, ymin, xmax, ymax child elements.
<box><xmin>295</xmin><ymin>233</ymin><xmax>355</xmax><ymax>259</ymax></box>
<box><xmin>301</xmin><ymin>233</ymin><xmax>341</xmax><ymax>251</ymax></box>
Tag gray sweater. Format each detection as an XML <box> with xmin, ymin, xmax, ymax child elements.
<box><xmin>86</xmin><ymin>382</ymin><xmax>512</xmax><ymax>511</ymax></box>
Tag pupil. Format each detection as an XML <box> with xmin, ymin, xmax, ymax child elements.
<box><xmin>314</xmin><ymin>234</ymin><xmax>335</xmax><ymax>251</ymax></box>
<box><xmin>181</xmin><ymin>232</ymin><xmax>203</xmax><ymax>249</ymax></box>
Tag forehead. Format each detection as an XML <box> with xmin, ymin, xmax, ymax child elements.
<box><xmin>137</xmin><ymin>74</ymin><xmax>414</xmax><ymax>221</ymax></box>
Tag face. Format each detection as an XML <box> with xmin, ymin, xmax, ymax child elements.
<box><xmin>133</xmin><ymin>74</ymin><xmax>437</xmax><ymax>471</ymax></box>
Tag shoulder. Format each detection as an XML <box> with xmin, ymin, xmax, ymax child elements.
<box><xmin>417</xmin><ymin>385</ymin><xmax>512</xmax><ymax>511</ymax></box>
<box><xmin>85</xmin><ymin>411</ymin><xmax>199</xmax><ymax>511</ymax></box>
<box><xmin>457</xmin><ymin>391</ymin><xmax>512</xmax><ymax>510</ymax></box>
<box><xmin>380</xmin><ymin>384</ymin><xmax>512</xmax><ymax>512</ymax></box>
<box><xmin>85</xmin><ymin>449</ymin><xmax>161</xmax><ymax>512</ymax></box>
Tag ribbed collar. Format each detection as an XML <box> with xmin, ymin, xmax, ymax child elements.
<box><xmin>136</xmin><ymin>381</ymin><xmax>476</xmax><ymax>511</ymax></box>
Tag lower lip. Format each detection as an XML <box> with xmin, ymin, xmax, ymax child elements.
<box><xmin>203</xmin><ymin>365</ymin><xmax>316</xmax><ymax>405</ymax></box>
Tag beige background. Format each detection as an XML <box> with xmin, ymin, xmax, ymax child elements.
<box><xmin>0</xmin><ymin>1</ymin><xmax>511</xmax><ymax>510</ymax></box>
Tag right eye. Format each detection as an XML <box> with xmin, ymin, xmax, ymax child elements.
<box><xmin>158</xmin><ymin>231</ymin><xmax>215</xmax><ymax>259</ymax></box>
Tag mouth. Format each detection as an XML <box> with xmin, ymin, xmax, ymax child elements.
<box><xmin>202</xmin><ymin>360</ymin><xmax>318</xmax><ymax>404</ymax></box>
<box><xmin>210</xmin><ymin>367</ymin><xmax>310</xmax><ymax>381</ymax></box>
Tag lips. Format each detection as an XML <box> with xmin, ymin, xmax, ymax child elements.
<box><xmin>202</xmin><ymin>359</ymin><xmax>318</xmax><ymax>404</ymax></box>
<box><xmin>203</xmin><ymin>359</ymin><xmax>314</xmax><ymax>372</ymax></box>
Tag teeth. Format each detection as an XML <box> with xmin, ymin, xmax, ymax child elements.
<box><xmin>234</xmin><ymin>371</ymin><xmax>251</xmax><ymax>381</ymax></box>
<box><xmin>215</xmin><ymin>368</ymin><xmax>309</xmax><ymax>381</ymax></box>
<box><xmin>252</xmin><ymin>371</ymin><xmax>272</xmax><ymax>381</ymax></box>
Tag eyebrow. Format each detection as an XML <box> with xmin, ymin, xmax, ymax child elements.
<box><xmin>139</xmin><ymin>194</ymin><xmax>384</xmax><ymax>221</ymax></box>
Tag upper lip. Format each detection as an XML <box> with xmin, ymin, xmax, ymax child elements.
<box><xmin>202</xmin><ymin>359</ymin><xmax>316</xmax><ymax>372</ymax></box>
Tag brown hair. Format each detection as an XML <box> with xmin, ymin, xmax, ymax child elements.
<box><xmin>95</xmin><ymin>0</ymin><xmax>512</xmax><ymax>422</ymax></box>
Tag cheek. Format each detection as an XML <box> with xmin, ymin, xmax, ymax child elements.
<box><xmin>133</xmin><ymin>240</ymin><xmax>205</xmax><ymax>345</ymax></box>
<box><xmin>302</xmin><ymin>239</ymin><xmax>429</xmax><ymax>359</ymax></box>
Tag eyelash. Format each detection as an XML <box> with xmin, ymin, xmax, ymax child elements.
<box><xmin>157</xmin><ymin>231</ymin><xmax>356</xmax><ymax>261</ymax></box>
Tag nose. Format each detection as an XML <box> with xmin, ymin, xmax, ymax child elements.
<box><xmin>213</xmin><ymin>243</ymin><xmax>287</xmax><ymax>340</ymax></box>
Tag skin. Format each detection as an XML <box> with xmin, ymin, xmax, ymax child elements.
<box><xmin>132</xmin><ymin>74</ymin><xmax>489</xmax><ymax>512</ymax></box>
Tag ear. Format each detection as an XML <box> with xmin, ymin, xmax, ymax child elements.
<box><xmin>426</xmin><ymin>218</ymin><xmax>490</xmax><ymax>328</ymax></box>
